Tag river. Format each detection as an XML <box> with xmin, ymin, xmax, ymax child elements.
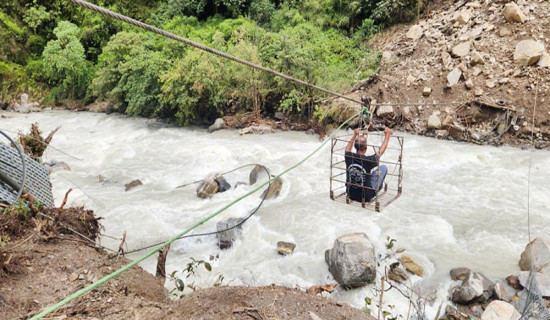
<box><xmin>2</xmin><ymin>110</ymin><xmax>549</xmax><ymax>317</ymax></box>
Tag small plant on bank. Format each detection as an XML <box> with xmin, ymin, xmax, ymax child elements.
<box><xmin>169</xmin><ymin>256</ymin><xmax>226</xmax><ymax>300</ymax></box>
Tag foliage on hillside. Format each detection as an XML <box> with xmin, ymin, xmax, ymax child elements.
<box><xmin>0</xmin><ymin>0</ymin><xmax>430</xmax><ymax>124</ymax></box>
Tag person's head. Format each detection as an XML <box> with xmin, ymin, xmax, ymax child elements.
<box><xmin>354</xmin><ymin>136</ymin><xmax>367</xmax><ymax>154</ymax></box>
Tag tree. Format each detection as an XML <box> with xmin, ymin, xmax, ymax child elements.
<box><xmin>159</xmin><ymin>50</ymin><xmax>226</xmax><ymax>125</ymax></box>
<box><xmin>42</xmin><ymin>20</ymin><xmax>92</xmax><ymax>102</ymax></box>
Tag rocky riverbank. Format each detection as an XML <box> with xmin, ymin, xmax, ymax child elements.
<box><xmin>322</xmin><ymin>231</ymin><xmax>550</xmax><ymax>320</ymax></box>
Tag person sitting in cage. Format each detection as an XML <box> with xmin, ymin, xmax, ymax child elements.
<box><xmin>345</xmin><ymin>127</ymin><xmax>392</xmax><ymax>203</ymax></box>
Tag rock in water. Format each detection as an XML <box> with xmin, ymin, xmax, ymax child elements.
<box><xmin>388</xmin><ymin>264</ymin><xmax>408</xmax><ymax>283</ymax></box>
<box><xmin>215</xmin><ymin>175</ymin><xmax>231</xmax><ymax>193</ymax></box>
<box><xmin>216</xmin><ymin>218</ymin><xmax>244</xmax><ymax>249</ymax></box>
<box><xmin>400</xmin><ymin>255</ymin><xmax>424</xmax><ymax>276</ymax></box>
<box><xmin>124</xmin><ymin>179</ymin><xmax>143</xmax><ymax>191</ymax></box>
<box><xmin>325</xmin><ymin>233</ymin><xmax>376</xmax><ymax>288</ymax></box>
<box><xmin>249</xmin><ymin>165</ymin><xmax>264</xmax><ymax>185</ymax></box>
<box><xmin>514</xmin><ymin>40</ymin><xmax>544</xmax><ymax>66</ymax></box>
<box><xmin>519</xmin><ymin>237</ymin><xmax>550</xmax><ymax>273</ymax></box>
<box><xmin>260</xmin><ymin>178</ymin><xmax>283</xmax><ymax>199</ymax></box>
<box><xmin>481</xmin><ymin>301</ymin><xmax>520</xmax><ymax>320</ymax></box>
<box><xmin>207</xmin><ymin>118</ymin><xmax>225</xmax><ymax>133</ymax></box>
<box><xmin>277</xmin><ymin>241</ymin><xmax>296</xmax><ymax>256</ymax></box>
<box><xmin>196</xmin><ymin>173</ymin><xmax>219</xmax><ymax>198</ymax></box>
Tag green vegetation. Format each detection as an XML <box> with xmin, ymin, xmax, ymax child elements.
<box><xmin>1</xmin><ymin>0</ymin><xmax>431</xmax><ymax>124</ymax></box>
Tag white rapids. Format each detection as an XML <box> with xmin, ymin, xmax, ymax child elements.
<box><xmin>1</xmin><ymin>110</ymin><xmax>549</xmax><ymax>317</ymax></box>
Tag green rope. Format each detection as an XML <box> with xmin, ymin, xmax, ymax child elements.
<box><xmin>28</xmin><ymin>112</ymin><xmax>360</xmax><ymax>320</ymax></box>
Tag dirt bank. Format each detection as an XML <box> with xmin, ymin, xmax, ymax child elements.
<box><xmin>0</xmin><ymin>206</ymin><xmax>372</xmax><ymax>320</ymax></box>
<box><xmin>323</xmin><ymin>0</ymin><xmax>549</xmax><ymax>149</ymax></box>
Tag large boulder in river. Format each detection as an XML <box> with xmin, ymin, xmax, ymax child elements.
<box><xmin>519</xmin><ymin>237</ymin><xmax>550</xmax><ymax>273</ymax></box>
<box><xmin>451</xmin><ymin>271</ymin><xmax>494</xmax><ymax>304</ymax></box>
<box><xmin>481</xmin><ymin>300</ymin><xmax>520</xmax><ymax>320</ymax></box>
<box><xmin>325</xmin><ymin>233</ymin><xmax>376</xmax><ymax>288</ymax></box>
<box><xmin>215</xmin><ymin>175</ymin><xmax>231</xmax><ymax>193</ymax></box>
<box><xmin>249</xmin><ymin>165</ymin><xmax>265</xmax><ymax>185</ymax></box>
<box><xmin>196</xmin><ymin>173</ymin><xmax>231</xmax><ymax>198</ymax></box>
<box><xmin>196</xmin><ymin>173</ymin><xmax>219</xmax><ymax>198</ymax></box>
<box><xmin>216</xmin><ymin>218</ymin><xmax>243</xmax><ymax>249</ymax></box>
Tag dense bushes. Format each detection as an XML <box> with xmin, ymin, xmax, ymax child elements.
<box><xmin>1</xmin><ymin>0</ymin><xmax>431</xmax><ymax>124</ymax></box>
<box><xmin>90</xmin><ymin>16</ymin><xmax>378</xmax><ymax>124</ymax></box>
<box><xmin>42</xmin><ymin>21</ymin><xmax>93</xmax><ymax>102</ymax></box>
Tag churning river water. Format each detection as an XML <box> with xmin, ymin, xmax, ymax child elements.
<box><xmin>2</xmin><ymin>110</ymin><xmax>549</xmax><ymax>317</ymax></box>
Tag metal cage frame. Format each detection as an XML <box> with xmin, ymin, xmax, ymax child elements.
<box><xmin>329</xmin><ymin>131</ymin><xmax>403</xmax><ymax>212</ymax></box>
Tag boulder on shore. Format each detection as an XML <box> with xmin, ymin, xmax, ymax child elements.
<box><xmin>513</xmin><ymin>40</ymin><xmax>544</xmax><ymax>66</ymax></box>
<box><xmin>519</xmin><ymin>237</ymin><xmax>550</xmax><ymax>273</ymax></box>
<box><xmin>481</xmin><ymin>300</ymin><xmax>520</xmax><ymax>320</ymax></box>
<box><xmin>450</xmin><ymin>267</ymin><xmax>471</xmax><ymax>281</ymax></box>
<box><xmin>406</xmin><ymin>25</ymin><xmax>423</xmax><ymax>40</ymax></box>
<box><xmin>325</xmin><ymin>233</ymin><xmax>376</xmax><ymax>288</ymax></box>
<box><xmin>451</xmin><ymin>271</ymin><xmax>494</xmax><ymax>304</ymax></box>
<box><xmin>503</xmin><ymin>3</ymin><xmax>527</xmax><ymax>23</ymax></box>
<box><xmin>518</xmin><ymin>271</ymin><xmax>550</xmax><ymax>297</ymax></box>
<box><xmin>451</xmin><ymin>42</ymin><xmax>471</xmax><ymax>58</ymax></box>
<box><xmin>208</xmin><ymin>118</ymin><xmax>225</xmax><ymax>133</ymax></box>
<box><xmin>428</xmin><ymin>115</ymin><xmax>442</xmax><ymax>130</ymax></box>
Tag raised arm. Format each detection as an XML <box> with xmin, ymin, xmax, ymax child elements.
<box><xmin>377</xmin><ymin>127</ymin><xmax>392</xmax><ymax>156</ymax></box>
<box><xmin>345</xmin><ymin>128</ymin><xmax>359</xmax><ymax>153</ymax></box>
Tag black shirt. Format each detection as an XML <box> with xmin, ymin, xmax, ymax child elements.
<box><xmin>344</xmin><ymin>151</ymin><xmax>378</xmax><ymax>202</ymax></box>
